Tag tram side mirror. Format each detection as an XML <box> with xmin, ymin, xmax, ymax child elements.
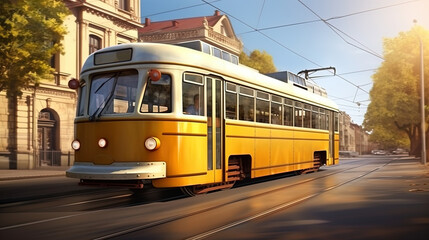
<box><xmin>68</xmin><ymin>78</ymin><xmax>80</xmax><ymax>89</ymax></box>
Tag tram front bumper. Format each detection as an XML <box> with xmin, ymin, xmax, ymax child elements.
<box><xmin>66</xmin><ymin>162</ymin><xmax>166</xmax><ymax>180</ymax></box>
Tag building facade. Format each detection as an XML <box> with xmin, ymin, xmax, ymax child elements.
<box><xmin>139</xmin><ymin>10</ymin><xmax>242</xmax><ymax>56</ymax></box>
<box><xmin>0</xmin><ymin>0</ymin><xmax>141</xmax><ymax>169</ymax></box>
<box><xmin>339</xmin><ymin>111</ymin><xmax>371</xmax><ymax>155</ymax></box>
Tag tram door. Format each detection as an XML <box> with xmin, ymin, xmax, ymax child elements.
<box><xmin>207</xmin><ymin>77</ymin><xmax>223</xmax><ymax>183</ymax></box>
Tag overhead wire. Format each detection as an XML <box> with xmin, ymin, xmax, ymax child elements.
<box><xmin>238</xmin><ymin>0</ymin><xmax>421</xmax><ymax>36</ymax></box>
<box><xmin>296</xmin><ymin>0</ymin><xmax>383</xmax><ymax>60</ymax></box>
<box><xmin>200</xmin><ymin>0</ymin><xmax>376</xmax><ymax>95</ymax></box>
<box><xmin>256</xmin><ymin>0</ymin><xmax>266</xmax><ymax>28</ymax></box>
<box><xmin>201</xmin><ymin>0</ymin><xmax>372</xmax><ymax>106</ymax></box>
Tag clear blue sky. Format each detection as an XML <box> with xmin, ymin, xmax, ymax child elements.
<box><xmin>140</xmin><ymin>0</ymin><xmax>429</xmax><ymax>125</ymax></box>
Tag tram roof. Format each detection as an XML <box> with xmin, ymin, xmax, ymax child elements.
<box><xmin>81</xmin><ymin>43</ymin><xmax>338</xmax><ymax>111</ymax></box>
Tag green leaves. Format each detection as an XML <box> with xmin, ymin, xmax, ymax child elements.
<box><xmin>0</xmin><ymin>0</ymin><xmax>69</xmax><ymax>97</ymax></box>
<box><xmin>239</xmin><ymin>50</ymin><xmax>277</xmax><ymax>74</ymax></box>
<box><xmin>364</xmin><ymin>26</ymin><xmax>429</xmax><ymax>150</ymax></box>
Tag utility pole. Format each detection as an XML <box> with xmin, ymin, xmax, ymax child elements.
<box><xmin>415</xmin><ymin>20</ymin><xmax>426</xmax><ymax>165</ymax></box>
<box><xmin>420</xmin><ymin>35</ymin><xmax>426</xmax><ymax>165</ymax></box>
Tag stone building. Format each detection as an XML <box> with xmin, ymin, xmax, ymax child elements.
<box><xmin>0</xmin><ymin>0</ymin><xmax>142</xmax><ymax>169</ymax></box>
<box><xmin>339</xmin><ymin>111</ymin><xmax>371</xmax><ymax>155</ymax></box>
<box><xmin>139</xmin><ymin>10</ymin><xmax>242</xmax><ymax>57</ymax></box>
<box><xmin>339</xmin><ymin>111</ymin><xmax>355</xmax><ymax>152</ymax></box>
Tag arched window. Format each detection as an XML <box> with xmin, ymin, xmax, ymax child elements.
<box><xmin>89</xmin><ymin>35</ymin><xmax>102</xmax><ymax>54</ymax></box>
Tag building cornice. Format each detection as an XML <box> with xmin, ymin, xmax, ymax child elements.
<box><xmin>65</xmin><ymin>0</ymin><xmax>143</xmax><ymax>30</ymax></box>
<box><xmin>140</xmin><ymin>27</ymin><xmax>242</xmax><ymax>54</ymax></box>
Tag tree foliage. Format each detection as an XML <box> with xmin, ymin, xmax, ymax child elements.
<box><xmin>364</xmin><ymin>26</ymin><xmax>429</xmax><ymax>154</ymax></box>
<box><xmin>239</xmin><ymin>50</ymin><xmax>277</xmax><ymax>74</ymax></box>
<box><xmin>0</xmin><ymin>0</ymin><xmax>69</xmax><ymax>98</ymax></box>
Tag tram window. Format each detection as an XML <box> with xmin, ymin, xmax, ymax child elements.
<box><xmin>271</xmin><ymin>101</ymin><xmax>282</xmax><ymax>125</ymax></box>
<box><xmin>312</xmin><ymin>106</ymin><xmax>320</xmax><ymax>129</ymax></box>
<box><xmin>256</xmin><ymin>91</ymin><xmax>269</xmax><ymax>123</ymax></box>
<box><xmin>239</xmin><ymin>87</ymin><xmax>254</xmax><ymax>122</ymax></box>
<box><xmin>320</xmin><ymin>109</ymin><xmax>326</xmax><ymax>130</ymax></box>
<box><xmin>231</xmin><ymin>55</ymin><xmax>239</xmax><ymax>65</ymax></box>
<box><xmin>225</xmin><ymin>83</ymin><xmax>237</xmax><ymax>119</ymax></box>
<box><xmin>89</xmin><ymin>70</ymin><xmax>138</xmax><ymax>117</ymax></box>
<box><xmin>294</xmin><ymin>102</ymin><xmax>303</xmax><ymax>127</ymax></box>
<box><xmin>202</xmin><ymin>42</ymin><xmax>211</xmax><ymax>54</ymax></box>
<box><xmin>77</xmin><ymin>82</ymin><xmax>87</xmax><ymax>116</ymax></box>
<box><xmin>222</xmin><ymin>51</ymin><xmax>231</xmax><ymax>62</ymax></box>
<box><xmin>326</xmin><ymin>111</ymin><xmax>331</xmax><ymax>130</ymax></box>
<box><xmin>334</xmin><ymin>112</ymin><xmax>339</xmax><ymax>132</ymax></box>
<box><xmin>303</xmin><ymin>104</ymin><xmax>311</xmax><ymax>128</ymax></box>
<box><xmin>213</xmin><ymin>48</ymin><xmax>221</xmax><ymax>59</ymax></box>
<box><xmin>284</xmin><ymin>105</ymin><xmax>293</xmax><ymax>126</ymax></box>
<box><xmin>183</xmin><ymin>74</ymin><xmax>204</xmax><ymax>116</ymax></box>
<box><xmin>141</xmin><ymin>74</ymin><xmax>171</xmax><ymax>113</ymax></box>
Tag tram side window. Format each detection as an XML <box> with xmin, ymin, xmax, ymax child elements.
<box><xmin>225</xmin><ymin>83</ymin><xmax>237</xmax><ymax>119</ymax></box>
<box><xmin>239</xmin><ymin>87</ymin><xmax>254</xmax><ymax>122</ymax></box>
<box><xmin>334</xmin><ymin>112</ymin><xmax>339</xmax><ymax>132</ymax></box>
<box><xmin>294</xmin><ymin>102</ymin><xmax>303</xmax><ymax>127</ymax></box>
<box><xmin>271</xmin><ymin>95</ymin><xmax>282</xmax><ymax>125</ymax></box>
<box><xmin>183</xmin><ymin>73</ymin><xmax>204</xmax><ymax>116</ymax></box>
<box><xmin>202</xmin><ymin>42</ymin><xmax>211</xmax><ymax>54</ymax></box>
<box><xmin>312</xmin><ymin>106</ymin><xmax>320</xmax><ymax>129</ymax></box>
<box><xmin>326</xmin><ymin>111</ymin><xmax>331</xmax><ymax>130</ymax></box>
<box><xmin>284</xmin><ymin>99</ymin><xmax>294</xmax><ymax>126</ymax></box>
<box><xmin>256</xmin><ymin>91</ymin><xmax>269</xmax><ymax>123</ymax></box>
<box><xmin>303</xmin><ymin>104</ymin><xmax>311</xmax><ymax>128</ymax></box>
<box><xmin>141</xmin><ymin>74</ymin><xmax>172</xmax><ymax>113</ymax></box>
<box><xmin>320</xmin><ymin>109</ymin><xmax>326</xmax><ymax>130</ymax></box>
<box><xmin>213</xmin><ymin>48</ymin><xmax>222</xmax><ymax>59</ymax></box>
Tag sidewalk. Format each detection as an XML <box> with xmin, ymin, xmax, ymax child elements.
<box><xmin>0</xmin><ymin>166</ymin><xmax>69</xmax><ymax>181</ymax></box>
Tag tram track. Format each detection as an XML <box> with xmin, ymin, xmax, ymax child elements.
<box><xmin>187</xmin><ymin>159</ymin><xmax>392</xmax><ymax>240</ymax></box>
<box><xmin>91</xmin><ymin>158</ymin><xmax>394</xmax><ymax>240</ymax></box>
<box><xmin>0</xmin><ymin>157</ymin><xmax>395</xmax><ymax>238</ymax></box>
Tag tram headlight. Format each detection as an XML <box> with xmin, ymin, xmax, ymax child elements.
<box><xmin>145</xmin><ymin>137</ymin><xmax>161</xmax><ymax>151</ymax></box>
<box><xmin>71</xmin><ymin>140</ymin><xmax>81</xmax><ymax>150</ymax></box>
<box><xmin>98</xmin><ymin>138</ymin><xmax>108</xmax><ymax>148</ymax></box>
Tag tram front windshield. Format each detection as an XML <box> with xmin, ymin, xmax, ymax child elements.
<box><xmin>87</xmin><ymin>69</ymin><xmax>138</xmax><ymax>119</ymax></box>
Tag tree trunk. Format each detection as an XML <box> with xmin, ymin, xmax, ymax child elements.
<box><xmin>7</xmin><ymin>95</ymin><xmax>18</xmax><ymax>169</ymax></box>
<box><xmin>409</xmin><ymin>125</ymin><xmax>421</xmax><ymax>157</ymax></box>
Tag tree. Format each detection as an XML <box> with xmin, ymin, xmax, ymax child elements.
<box><xmin>364</xmin><ymin>26</ymin><xmax>429</xmax><ymax>156</ymax></box>
<box><xmin>0</xmin><ymin>0</ymin><xmax>69</xmax><ymax>97</ymax></box>
<box><xmin>0</xmin><ymin>0</ymin><xmax>69</xmax><ymax>168</ymax></box>
<box><xmin>239</xmin><ymin>50</ymin><xmax>277</xmax><ymax>74</ymax></box>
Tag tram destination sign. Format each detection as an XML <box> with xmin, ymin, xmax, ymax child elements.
<box><xmin>94</xmin><ymin>48</ymin><xmax>132</xmax><ymax>65</ymax></box>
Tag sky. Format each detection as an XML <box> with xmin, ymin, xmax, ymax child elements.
<box><xmin>140</xmin><ymin>0</ymin><xmax>429</xmax><ymax>125</ymax></box>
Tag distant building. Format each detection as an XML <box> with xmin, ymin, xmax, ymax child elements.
<box><xmin>339</xmin><ymin>111</ymin><xmax>371</xmax><ymax>155</ymax></box>
<box><xmin>0</xmin><ymin>0</ymin><xmax>142</xmax><ymax>169</ymax></box>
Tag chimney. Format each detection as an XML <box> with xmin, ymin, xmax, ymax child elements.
<box><xmin>145</xmin><ymin>18</ymin><xmax>151</xmax><ymax>26</ymax></box>
<box><xmin>214</xmin><ymin>10</ymin><xmax>221</xmax><ymax>16</ymax></box>
<box><xmin>173</xmin><ymin>20</ymin><xmax>179</xmax><ymax>27</ymax></box>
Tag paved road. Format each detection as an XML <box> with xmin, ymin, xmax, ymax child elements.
<box><xmin>0</xmin><ymin>156</ymin><xmax>428</xmax><ymax>240</ymax></box>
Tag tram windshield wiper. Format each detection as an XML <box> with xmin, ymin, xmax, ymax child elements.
<box><xmin>89</xmin><ymin>73</ymin><xmax>118</xmax><ymax>121</ymax></box>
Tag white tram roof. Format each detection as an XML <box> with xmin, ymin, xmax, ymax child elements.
<box><xmin>81</xmin><ymin>43</ymin><xmax>338</xmax><ymax>111</ymax></box>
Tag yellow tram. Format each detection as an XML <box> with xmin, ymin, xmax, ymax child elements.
<box><xmin>66</xmin><ymin>42</ymin><xmax>339</xmax><ymax>195</ymax></box>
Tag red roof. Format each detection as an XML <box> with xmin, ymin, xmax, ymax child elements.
<box><xmin>139</xmin><ymin>14</ymin><xmax>223</xmax><ymax>34</ymax></box>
